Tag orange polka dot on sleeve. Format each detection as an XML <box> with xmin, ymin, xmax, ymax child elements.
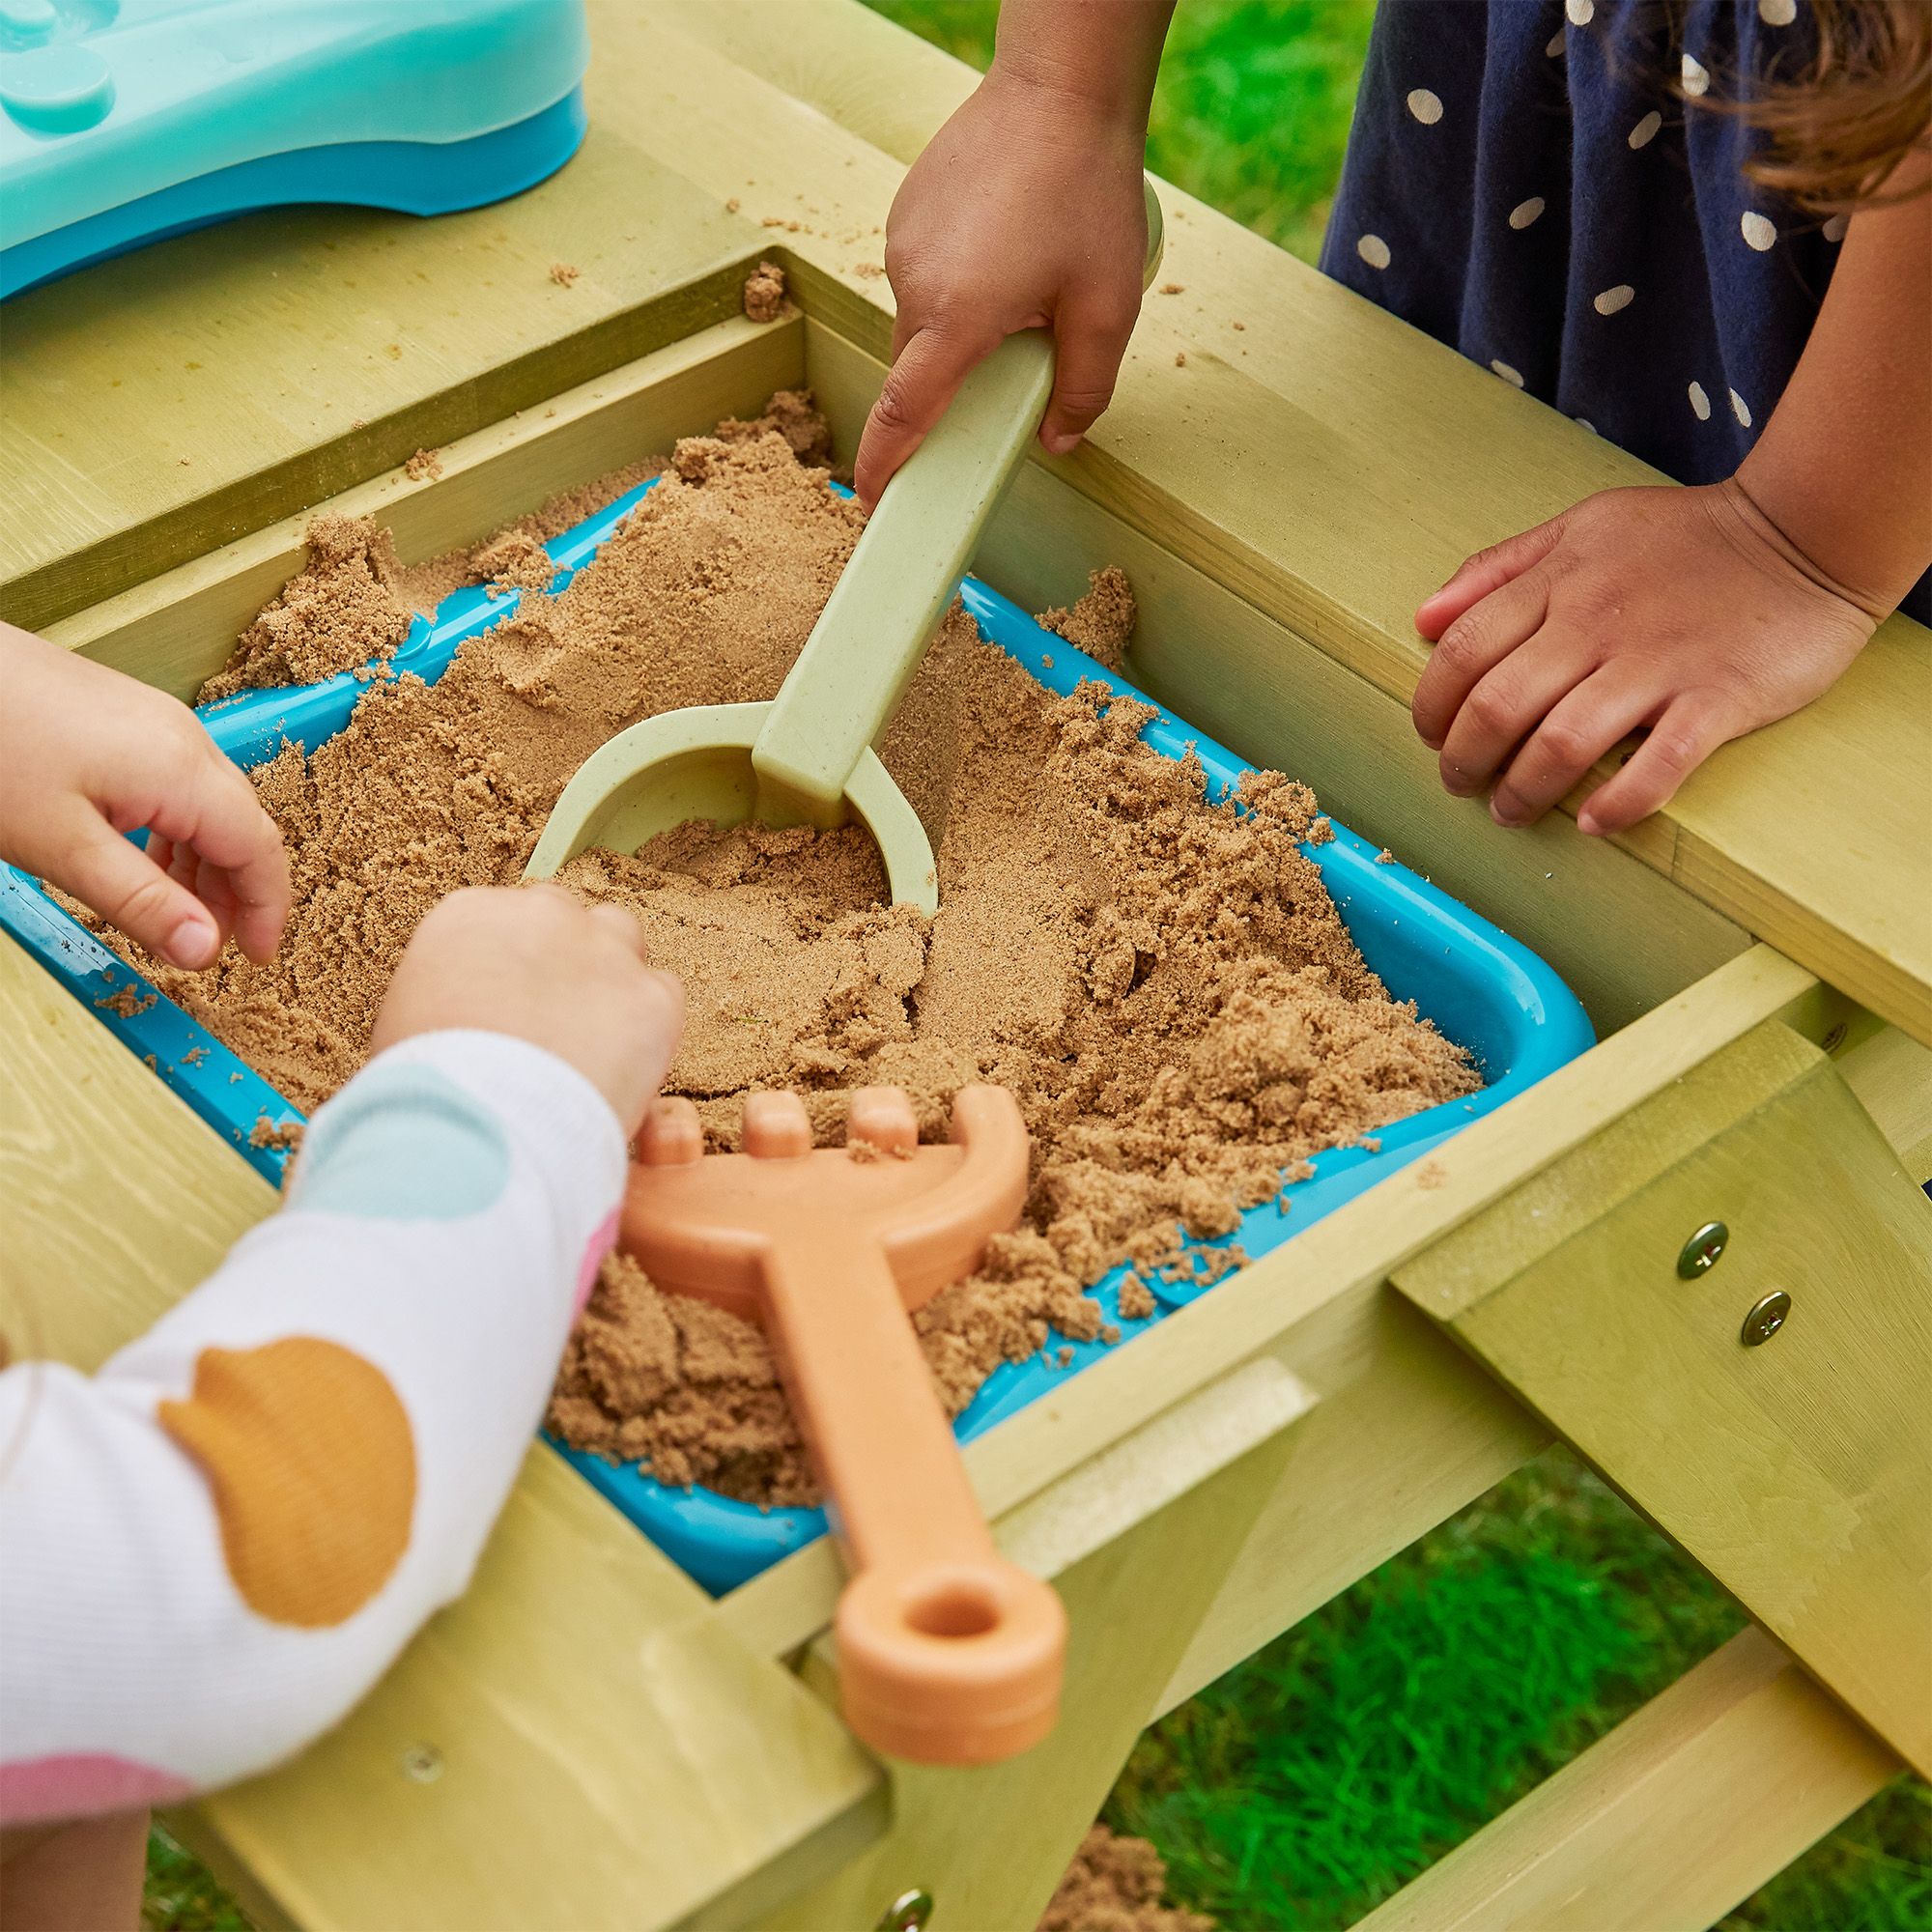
<box><xmin>158</xmin><ymin>1338</ymin><xmax>414</xmax><ymax>1628</ymax></box>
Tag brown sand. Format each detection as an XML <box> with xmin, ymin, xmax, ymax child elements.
<box><xmin>103</xmin><ymin>396</ymin><xmax>1474</xmax><ymax>1507</ymax></box>
<box><xmin>742</xmin><ymin>259</ymin><xmax>787</xmax><ymax>323</ymax></box>
<box><xmin>1037</xmin><ymin>1827</ymin><xmax>1215</xmax><ymax>1932</ymax></box>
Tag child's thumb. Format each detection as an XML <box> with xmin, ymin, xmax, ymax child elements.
<box><xmin>53</xmin><ymin>811</ymin><xmax>221</xmax><ymax>970</ymax></box>
<box><xmin>854</xmin><ymin>323</ymin><xmax>998</xmax><ymax>508</ymax></box>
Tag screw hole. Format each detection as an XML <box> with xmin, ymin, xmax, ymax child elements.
<box><xmin>905</xmin><ymin>1582</ymin><xmax>999</xmax><ymax>1639</ymax></box>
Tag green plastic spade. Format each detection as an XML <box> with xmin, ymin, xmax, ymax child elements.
<box><xmin>526</xmin><ymin>183</ymin><xmax>1166</xmax><ymax>915</ymax></box>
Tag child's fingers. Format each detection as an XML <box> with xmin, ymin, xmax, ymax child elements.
<box><xmin>55</xmin><ymin>808</ymin><xmax>222</xmax><ymax>969</ymax></box>
<box><xmin>193</xmin><ymin>859</ymin><xmax>243</xmax><ymax>956</ymax></box>
<box><xmin>1410</xmin><ymin>571</ymin><xmax>1550</xmax><ymax>751</ymax></box>
<box><xmin>588</xmin><ymin>901</ymin><xmax>648</xmax><ymax>957</ymax></box>
<box><xmin>854</xmin><ymin>323</ymin><xmax>1003</xmax><ymax>509</ymax></box>
<box><xmin>147</xmin><ymin>750</ymin><xmax>290</xmax><ymax>964</ymax></box>
<box><xmin>1489</xmin><ymin>669</ymin><xmax>1658</xmax><ymax>827</ymax></box>
<box><xmin>1436</xmin><ymin>630</ymin><xmax>1593</xmax><ymax>799</ymax></box>
<box><xmin>1415</xmin><ymin>514</ymin><xmax>1570</xmax><ymax>640</ymax></box>
<box><xmin>1576</xmin><ymin>696</ymin><xmax>1737</xmax><ymax>836</ymax></box>
<box><xmin>1039</xmin><ymin>286</ymin><xmax>1139</xmax><ymax>456</ymax></box>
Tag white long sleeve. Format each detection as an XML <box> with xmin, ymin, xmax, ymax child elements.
<box><xmin>0</xmin><ymin>1030</ymin><xmax>624</xmax><ymax>1825</ymax></box>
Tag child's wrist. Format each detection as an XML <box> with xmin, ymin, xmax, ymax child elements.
<box><xmin>983</xmin><ymin>48</ymin><xmax>1155</xmax><ymax>135</ymax></box>
<box><xmin>1719</xmin><ymin>471</ymin><xmax>1896</xmax><ymax>623</ymax></box>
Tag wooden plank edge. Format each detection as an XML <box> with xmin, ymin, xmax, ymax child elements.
<box><xmin>1350</xmin><ymin>1630</ymin><xmax>1901</xmax><ymax>1932</ymax></box>
<box><xmin>1839</xmin><ymin>1024</ymin><xmax>1932</xmax><ymax>1183</ymax></box>
<box><xmin>43</xmin><ymin>312</ymin><xmax>809</xmax><ymax>700</ymax></box>
<box><xmin>4</xmin><ymin>253</ymin><xmax>766</xmax><ymax>636</ymax></box>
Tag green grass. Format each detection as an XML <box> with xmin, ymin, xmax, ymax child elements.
<box><xmin>1105</xmin><ymin>1451</ymin><xmax>1931</xmax><ymax>1931</ymax></box>
<box><xmin>139</xmin><ymin>8</ymin><xmax>1930</xmax><ymax>1928</ymax></box>
<box><xmin>143</xmin><ymin>1825</ymin><xmax>251</xmax><ymax>1932</ymax></box>
<box><xmin>861</xmin><ymin>0</ymin><xmax>1377</xmax><ymax>262</ymax></box>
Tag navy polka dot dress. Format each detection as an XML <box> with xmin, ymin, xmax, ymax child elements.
<box><xmin>1321</xmin><ymin>0</ymin><xmax>1930</xmax><ymax>624</ymax></box>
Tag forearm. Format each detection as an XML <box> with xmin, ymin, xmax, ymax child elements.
<box><xmin>0</xmin><ymin>1032</ymin><xmax>623</xmax><ymax>1823</ymax></box>
<box><xmin>989</xmin><ymin>0</ymin><xmax>1174</xmax><ymax>127</ymax></box>
<box><xmin>1737</xmin><ymin>152</ymin><xmax>1932</xmax><ymax>615</ymax></box>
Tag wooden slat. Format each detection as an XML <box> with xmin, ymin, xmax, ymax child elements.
<box><xmin>1838</xmin><ymin>1025</ymin><xmax>1932</xmax><ymax>1183</ymax></box>
<box><xmin>1396</xmin><ymin>1023</ymin><xmax>1932</xmax><ymax>1776</ymax></box>
<box><xmin>1353</xmin><ymin>1630</ymin><xmax>1900</xmax><ymax>1932</ymax></box>
<box><xmin>0</xmin><ymin>135</ymin><xmax>757</xmax><ymax>632</ymax></box>
<box><xmin>1154</xmin><ymin>1294</ymin><xmax>1546</xmax><ymax>1718</ymax></box>
<box><xmin>0</xmin><ymin>933</ymin><xmax>267</xmax><ymax>1367</ymax></box>
<box><xmin>43</xmin><ymin>315</ymin><xmax>807</xmax><ymax>701</ymax></box>
<box><xmin>0</xmin><ymin>933</ymin><xmax>884</xmax><ymax>1932</ymax></box>
<box><xmin>752</xmin><ymin>1413</ymin><xmax>1303</xmax><ymax>1932</ymax></box>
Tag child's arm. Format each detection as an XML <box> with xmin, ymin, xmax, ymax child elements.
<box><xmin>0</xmin><ymin>622</ymin><xmax>291</xmax><ymax>968</ymax></box>
<box><xmin>853</xmin><ymin>0</ymin><xmax>1174</xmax><ymax>506</ymax></box>
<box><xmin>1411</xmin><ymin>155</ymin><xmax>1931</xmax><ymax>836</ymax></box>
<box><xmin>0</xmin><ymin>887</ymin><xmax>682</xmax><ymax>1825</ymax></box>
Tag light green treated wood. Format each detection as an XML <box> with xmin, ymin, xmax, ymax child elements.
<box><xmin>1396</xmin><ymin>1022</ymin><xmax>1932</xmax><ymax>1777</ymax></box>
<box><xmin>1355</xmin><ymin>1630</ymin><xmax>1900</xmax><ymax>1932</ymax></box>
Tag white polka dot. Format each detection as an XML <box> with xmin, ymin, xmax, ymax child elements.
<box><xmin>1682</xmin><ymin>52</ymin><xmax>1710</xmax><ymax>97</ymax></box>
<box><xmin>1688</xmin><ymin>381</ymin><xmax>1711</xmax><ymax>420</ymax></box>
<box><xmin>1357</xmin><ymin>233</ymin><xmax>1392</xmax><ymax>270</ymax></box>
<box><xmin>1729</xmin><ymin>388</ymin><xmax>1752</xmax><ymax>427</ymax></box>
<box><xmin>1629</xmin><ymin>110</ymin><xmax>1662</xmax><ymax>150</ymax></box>
<box><xmin>1823</xmin><ymin>213</ymin><xmax>1849</xmax><ymax>242</ymax></box>
<box><xmin>1492</xmin><ymin>359</ymin><xmax>1525</xmax><ymax>387</ymax></box>
<box><xmin>1566</xmin><ymin>0</ymin><xmax>1594</xmax><ymax>23</ymax></box>
<box><xmin>1546</xmin><ymin>28</ymin><xmax>1567</xmax><ymax>56</ymax></box>
<box><xmin>1593</xmin><ymin>284</ymin><xmax>1635</xmax><ymax>315</ymax></box>
<box><xmin>1575</xmin><ymin>417</ymin><xmax>1597</xmax><ymax>434</ymax></box>
<box><xmin>1509</xmin><ymin>196</ymin><xmax>1547</xmax><ymax>230</ymax></box>
<box><xmin>1406</xmin><ymin>88</ymin><xmax>1443</xmax><ymax>125</ymax></box>
<box><xmin>1741</xmin><ymin>211</ymin><xmax>1778</xmax><ymax>251</ymax></box>
<box><xmin>1759</xmin><ymin>0</ymin><xmax>1797</xmax><ymax>23</ymax></box>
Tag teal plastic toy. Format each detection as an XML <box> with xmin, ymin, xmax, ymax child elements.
<box><xmin>0</xmin><ymin>0</ymin><xmax>589</xmax><ymax>299</ymax></box>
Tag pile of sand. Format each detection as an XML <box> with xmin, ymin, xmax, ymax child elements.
<box><xmin>105</xmin><ymin>394</ymin><xmax>1475</xmax><ymax>1506</ymax></box>
<box><xmin>1037</xmin><ymin>1827</ymin><xmax>1215</xmax><ymax>1932</ymax></box>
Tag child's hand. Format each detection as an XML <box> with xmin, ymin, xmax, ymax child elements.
<box><xmin>371</xmin><ymin>886</ymin><xmax>685</xmax><ymax>1136</ymax></box>
<box><xmin>0</xmin><ymin>622</ymin><xmax>290</xmax><ymax>969</ymax></box>
<box><xmin>1410</xmin><ymin>480</ymin><xmax>1881</xmax><ymax>836</ymax></box>
<box><xmin>854</xmin><ymin>64</ymin><xmax>1151</xmax><ymax>507</ymax></box>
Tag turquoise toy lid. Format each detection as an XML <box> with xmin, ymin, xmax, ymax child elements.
<box><xmin>0</xmin><ymin>0</ymin><xmax>590</xmax><ymax>255</ymax></box>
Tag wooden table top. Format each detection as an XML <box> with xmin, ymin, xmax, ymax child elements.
<box><xmin>3</xmin><ymin>0</ymin><xmax>1925</xmax><ymax>1042</ymax></box>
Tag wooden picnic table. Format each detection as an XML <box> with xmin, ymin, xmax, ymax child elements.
<box><xmin>3</xmin><ymin>5</ymin><xmax>1926</xmax><ymax>1927</ymax></box>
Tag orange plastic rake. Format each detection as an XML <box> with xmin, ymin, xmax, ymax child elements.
<box><xmin>622</xmin><ymin>1084</ymin><xmax>1066</xmax><ymax>1764</ymax></box>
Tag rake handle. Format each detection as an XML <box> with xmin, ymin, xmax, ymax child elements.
<box><xmin>761</xmin><ymin>1236</ymin><xmax>1065</xmax><ymax>1765</ymax></box>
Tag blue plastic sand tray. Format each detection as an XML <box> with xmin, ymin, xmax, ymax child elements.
<box><xmin>0</xmin><ymin>476</ymin><xmax>1595</xmax><ymax>1597</ymax></box>
<box><xmin>0</xmin><ymin>1</ymin><xmax>590</xmax><ymax>300</ymax></box>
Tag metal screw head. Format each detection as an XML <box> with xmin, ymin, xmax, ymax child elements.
<box><xmin>875</xmin><ymin>1889</ymin><xmax>934</xmax><ymax>1932</ymax></box>
<box><xmin>400</xmin><ymin>1744</ymin><xmax>443</xmax><ymax>1783</ymax></box>
<box><xmin>1821</xmin><ymin>1022</ymin><xmax>1848</xmax><ymax>1054</ymax></box>
<box><xmin>1677</xmin><ymin>1221</ymin><xmax>1728</xmax><ymax>1279</ymax></box>
<box><xmin>1741</xmin><ymin>1291</ymin><xmax>1791</xmax><ymax>1347</ymax></box>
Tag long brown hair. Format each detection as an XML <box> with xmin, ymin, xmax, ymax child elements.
<box><xmin>1732</xmin><ymin>0</ymin><xmax>1932</xmax><ymax>211</ymax></box>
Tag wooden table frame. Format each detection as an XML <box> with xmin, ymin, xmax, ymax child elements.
<box><xmin>4</xmin><ymin>8</ymin><xmax>1927</xmax><ymax>1928</ymax></box>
